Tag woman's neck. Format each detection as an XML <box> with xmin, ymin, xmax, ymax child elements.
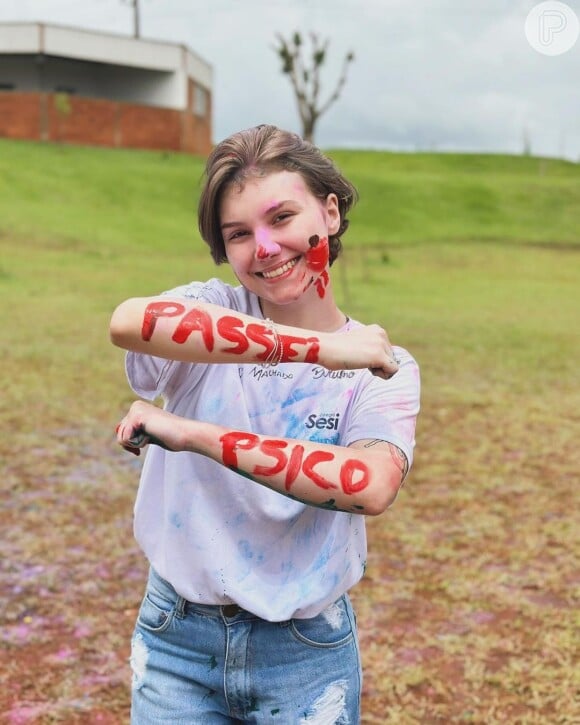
<box><xmin>259</xmin><ymin>283</ymin><xmax>348</xmax><ymax>333</ymax></box>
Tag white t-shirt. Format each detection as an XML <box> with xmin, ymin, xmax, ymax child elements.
<box><xmin>126</xmin><ymin>278</ymin><xmax>420</xmax><ymax>621</ymax></box>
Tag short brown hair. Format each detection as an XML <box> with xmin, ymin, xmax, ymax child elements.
<box><xmin>198</xmin><ymin>125</ymin><xmax>358</xmax><ymax>265</ymax></box>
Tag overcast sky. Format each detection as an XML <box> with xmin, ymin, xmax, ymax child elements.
<box><xmin>1</xmin><ymin>0</ymin><xmax>579</xmax><ymax>160</ymax></box>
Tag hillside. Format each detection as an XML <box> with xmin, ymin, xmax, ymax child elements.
<box><xmin>0</xmin><ymin>138</ymin><xmax>578</xmax><ymax>253</ymax></box>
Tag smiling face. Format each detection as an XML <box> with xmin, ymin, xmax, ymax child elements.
<box><xmin>220</xmin><ymin>170</ymin><xmax>340</xmax><ymax>307</ymax></box>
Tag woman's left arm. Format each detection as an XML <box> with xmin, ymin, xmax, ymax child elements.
<box><xmin>116</xmin><ymin>401</ymin><xmax>407</xmax><ymax>516</ymax></box>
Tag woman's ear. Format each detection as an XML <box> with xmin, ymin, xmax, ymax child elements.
<box><xmin>325</xmin><ymin>193</ymin><xmax>341</xmax><ymax>235</ymax></box>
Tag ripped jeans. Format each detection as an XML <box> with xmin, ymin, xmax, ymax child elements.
<box><xmin>130</xmin><ymin>568</ymin><xmax>362</xmax><ymax>724</ymax></box>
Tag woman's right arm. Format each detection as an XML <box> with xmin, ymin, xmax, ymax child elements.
<box><xmin>110</xmin><ymin>296</ymin><xmax>399</xmax><ymax>377</ymax></box>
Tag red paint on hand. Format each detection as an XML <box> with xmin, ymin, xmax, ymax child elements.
<box><xmin>253</xmin><ymin>439</ymin><xmax>289</xmax><ymax>476</ymax></box>
<box><xmin>302</xmin><ymin>451</ymin><xmax>338</xmax><ymax>490</ymax></box>
<box><xmin>217</xmin><ymin>316</ymin><xmax>250</xmax><ymax>355</ymax></box>
<box><xmin>246</xmin><ymin>323</ymin><xmax>276</xmax><ymax>361</ymax></box>
<box><xmin>142</xmin><ymin>308</ymin><xmax>320</xmax><ymax>364</ymax></box>
<box><xmin>141</xmin><ymin>301</ymin><xmax>186</xmax><ymax>341</ymax></box>
<box><xmin>172</xmin><ymin>308</ymin><xmax>215</xmax><ymax>351</ymax></box>
<box><xmin>285</xmin><ymin>444</ymin><xmax>305</xmax><ymax>490</ymax></box>
<box><xmin>220</xmin><ymin>431</ymin><xmax>260</xmax><ymax>469</ymax></box>
<box><xmin>218</xmin><ymin>430</ymin><xmax>373</xmax><ymax>500</ymax></box>
<box><xmin>340</xmin><ymin>459</ymin><xmax>371</xmax><ymax>494</ymax></box>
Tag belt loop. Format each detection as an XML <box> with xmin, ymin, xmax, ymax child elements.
<box><xmin>175</xmin><ymin>595</ymin><xmax>187</xmax><ymax>619</ymax></box>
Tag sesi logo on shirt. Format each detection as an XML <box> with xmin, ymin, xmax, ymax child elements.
<box><xmin>305</xmin><ymin>413</ymin><xmax>341</xmax><ymax>430</ymax></box>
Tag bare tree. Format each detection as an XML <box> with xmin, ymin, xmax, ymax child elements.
<box><xmin>274</xmin><ymin>32</ymin><xmax>354</xmax><ymax>143</ymax></box>
<box><xmin>121</xmin><ymin>0</ymin><xmax>141</xmax><ymax>38</ymax></box>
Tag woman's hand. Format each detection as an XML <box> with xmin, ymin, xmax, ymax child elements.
<box><xmin>115</xmin><ymin>400</ymin><xmax>189</xmax><ymax>456</ymax></box>
<box><xmin>321</xmin><ymin>324</ymin><xmax>400</xmax><ymax>379</ymax></box>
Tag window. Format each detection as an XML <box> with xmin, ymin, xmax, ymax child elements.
<box><xmin>193</xmin><ymin>84</ymin><xmax>207</xmax><ymax>117</ymax></box>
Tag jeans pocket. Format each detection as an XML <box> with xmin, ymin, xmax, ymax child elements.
<box><xmin>136</xmin><ymin>585</ymin><xmax>177</xmax><ymax>633</ymax></box>
<box><xmin>288</xmin><ymin>596</ymin><xmax>354</xmax><ymax>649</ymax></box>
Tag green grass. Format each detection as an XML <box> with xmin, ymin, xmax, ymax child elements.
<box><xmin>1</xmin><ymin>139</ymin><xmax>579</xmax><ymax>253</ymax></box>
<box><xmin>331</xmin><ymin>149</ymin><xmax>580</xmax><ymax>246</ymax></box>
<box><xmin>0</xmin><ymin>139</ymin><xmax>579</xmax><ymax>723</ymax></box>
<box><xmin>0</xmin><ymin>140</ymin><xmax>206</xmax><ymax>253</ymax></box>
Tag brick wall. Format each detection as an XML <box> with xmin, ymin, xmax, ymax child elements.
<box><xmin>48</xmin><ymin>94</ymin><xmax>117</xmax><ymax>146</ymax></box>
<box><xmin>120</xmin><ymin>103</ymin><xmax>182</xmax><ymax>152</ymax></box>
<box><xmin>0</xmin><ymin>91</ymin><xmax>212</xmax><ymax>155</ymax></box>
<box><xmin>0</xmin><ymin>92</ymin><xmax>41</xmax><ymax>140</ymax></box>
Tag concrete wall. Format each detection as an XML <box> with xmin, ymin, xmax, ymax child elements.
<box><xmin>0</xmin><ymin>23</ymin><xmax>213</xmax><ymax>90</ymax></box>
<box><xmin>0</xmin><ymin>54</ymin><xmax>190</xmax><ymax>109</ymax></box>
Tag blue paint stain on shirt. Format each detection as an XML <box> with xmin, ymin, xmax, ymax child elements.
<box><xmin>312</xmin><ymin>545</ymin><xmax>332</xmax><ymax>572</ymax></box>
<box><xmin>238</xmin><ymin>539</ymin><xmax>264</xmax><ymax>565</ymax></box>
<box><xmin>201</xmin><ymin>395</ymin><xmax>224</xmax><ymax>419</ymax></box>
<box><xmin>170</xmin><ymin>512</ymin><xmax>183</xmax><ymax>529</ymax></box>
<box><xmin>283</xmin><ymin>413</ymin><xmax>306</xmax><ymax>440</ymax></box>
<box><xmin>238</xmin><ymin>540</ymin><xmax>254</xmax><ymax>559</ymax></box>
<box><xmin>281</xmin><ymin>386</ymin><xmax>318</xmax><ymax>409</ymax></box>
<box><xmin>231</xmin><ymin>512</ymin><xmax>248</xmax><ymax>527</ymax></box>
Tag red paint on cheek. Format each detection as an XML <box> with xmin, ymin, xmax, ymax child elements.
<box><xmin>314</xmin><ymin>270</ymin><xmax>330</xmax><ymax>299</ymax></box>
<box><xmin>305</xmin><ymin>235</ymin><xmax>329</xmax><ymax>273</ymax></box>
<box><xmin>302</xmin><ymin>274</ymin><xmax>314</xmax><ymax>293</ymax></box>
<box><xmin>141</xmin><ymin>301</ymin><xmax>186</xmax><ymax>341</ymax></box>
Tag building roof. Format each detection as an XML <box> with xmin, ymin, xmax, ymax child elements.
<box><xmin>0</xmin><ymin>21</ymin><xmax>212</xmax><ymax>89</ymax></box>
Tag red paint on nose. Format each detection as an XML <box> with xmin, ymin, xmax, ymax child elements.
<box><xmin>256</xmin><ymin>245</ymin><xmax>269</xmax><ymax>260</ymax></box>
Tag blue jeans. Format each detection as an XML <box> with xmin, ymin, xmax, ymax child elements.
<box><xmin>130</xmin><ymin>568</ymin><xmax>362</xmax><ymax>723</ymax></box>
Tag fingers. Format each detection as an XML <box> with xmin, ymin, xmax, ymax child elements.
<box><xmin>128</xmin><ymin>431</ymin><xmax>149</xmax><ymax>447</ymax></box>
<box><xmin>369</xmin><ymin>362</ymin><xmax>398</xmax><ymax>380</ymax></box>
<box><xmin>115</xmin><ymin>405</ymin><xmax>173</xmax><ymax>455</ymax></box>
<box><xmin>115</xmin><ymin>419</ymin><xmax>148</xmax><ymax>456</ymax></box>
<box><xmin>369</xmin><ymin>345</ymin><xmax>400</xmax><ymax>380</ymax></box>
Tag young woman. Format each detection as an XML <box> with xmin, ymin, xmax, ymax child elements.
<box><xmin>111</xmin><ymin>124</ymin><xmax>420</xmax><ymax>723</ymax></box>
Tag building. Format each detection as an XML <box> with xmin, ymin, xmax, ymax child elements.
<box><xmin>0</xmin><ymin>22</ymin><xmax>213</xmax><ymax>155</ymax></box>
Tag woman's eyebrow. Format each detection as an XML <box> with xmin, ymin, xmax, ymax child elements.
<box><xmin>221</xmin><ymin>220</ymin><xmax>243</xmax><ymax>230</ymax></box>
<box><xmin>221</xmin><ymin>200</ymin><xmax>298</xmax><ymax>229</ymax></box>
<box><xmin>263</xmin><ymin>199</ymin><xmax>297</xmax><ymax>214</ymax></box>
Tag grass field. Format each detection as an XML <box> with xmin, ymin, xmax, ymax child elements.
<box><xmin>0</xmin><ymin>139</ymin><xmax>579</xmax><ymax>723</ymax></box>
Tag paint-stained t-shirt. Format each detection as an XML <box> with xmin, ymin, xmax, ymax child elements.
<box><xmin>126</xmin><ymin>278</ymin><xmax>420</xmax><ymax>621</ymax></box>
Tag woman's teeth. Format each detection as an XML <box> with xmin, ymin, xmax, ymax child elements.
<box><xmin>261</xmin><ymin>258</ymin><xmax>298</xmax><ymax>279</ymax></box>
